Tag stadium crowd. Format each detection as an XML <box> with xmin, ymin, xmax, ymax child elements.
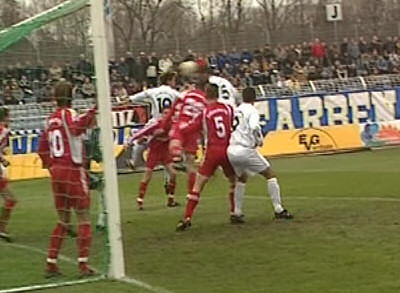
<box><xmin>1</xmin><ymin>35</ymin><xmax>400</xmax><ymax>105</ymax></box>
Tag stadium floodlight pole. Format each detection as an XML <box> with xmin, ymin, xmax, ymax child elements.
<box><xmin>90</xmin><ymin>0</ymin><xmax>126</xmax><ymax>279</ymax></box>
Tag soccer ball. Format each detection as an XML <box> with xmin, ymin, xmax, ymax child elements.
<box><xmin>178</xmin><ymin>61</ymin><xmax>198</xmax><ymax>77</ymax></box>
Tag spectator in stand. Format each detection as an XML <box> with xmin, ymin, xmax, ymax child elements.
<box><xmin>112</xmin><ymin>81</ymin><xmax>128</xmax><ymax>103</ymax></box>
<box><xmin>81</xmin><ymin>76</ymin><xmax>96</xmax><ymax>99</ymax></box>
<box><xmin>311</xmin><ymin>38</ymin><xmax>326</xmax><ymax>66</ymax></box>
<box><xmin>241</xmin><ymin>48</ymin><xmax>253</xmax><ymax>65</ymax></box>
<box><xmin>125</xmin><ymin>51</ymin><xmax>138</xmax><ymax>80</ymax></box>
<box><xmin>159</xmin><ymin>54</ymin><xmax>173</xmax><ymax>73</ymax></box>
<box><xmin>263</xmin><ymin>44</ymin><xmax>275</xmax><ymax>61</ymax></box>
<box><xmin>347</xmin><ymin>38</ymin><xmax>360</xmax><ymax>65</ymax></box>
<box><xmin>49</xmin><ymin>62</ymin><xmax>63</xmax><ymax>81</ymax></box>
<box><xmin>184</xmin><ymin>49</ymin><xmax>195</xmax><ymax>62</ymax></box>
<box><xmin>376</xmin><ymin>56</ymin><xmax>389</xmax><ymax>74</ymax></box>
<box><xmin>370</xmin><ymin>35</ymin><xmax>383</xmax><ymax>54</ymax></box>
<box><xmin>38</xmin><ymin>81</ymin><xmax>53</xmax><ymax>103</ymax></box>
<box><xmin>146</xmin><ymin>52</ymin><xmax>159</xmax><ymax>87</ymax></box>
<box><xmin>359</xmin><ymin>37</ymin><xmax>369</xmax><ymax>55</ymax></box>
<box><xmin>217</xmin><ymin>50</ymin><xmax>228</xmax><ymax>71</ymax></box>
<box><xmin>340</xmin><ymin>37</ymin><xmax>349</xmax><ymax>61</ymax></box>
<box><xmin>117</xmin><ymin>57</ymin><xmax>129</xmax><ymax>78</ymax></box>
<box><xmin>63</xmin><ymin>61</ymin><xmax>74</xmax><ymax>82</ymax></box>
<box><xmin>137</xmin><ymin>52</ymin><xmax>148</xmax><ymax>86</ymax></box>
<box><xmin>172</xmin><ymin>51</ymin><xmax>182</xmax><ymax>67</ymax></box>
<box><xmin>208</xmin><ymin>52</ymin><xmax>219</xmax><ymax>70</ymax></box>
<box><xmin>110</xmin><ymin>68</ymin><xmax>120</xmax><ymax>84</ymax></box>
<box><xmin>383</xmin><ymin>36</ymin><xmax>395</xmax><ymax>54</ymax></box>
<box><xmin>108</xmin><ymin>57</ymin><xmax>117</xmax><ymax>75</ymax></box>
<box><xmin>229</xmin><ymin>47</ymin><xmax>241</xmax><ymax>75</ymax></box>
<box><xmin>76</xmin><ymin>54</ymin><xmax>92</xmax><ymax>76</ymax></box>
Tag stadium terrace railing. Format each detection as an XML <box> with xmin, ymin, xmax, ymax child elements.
<box><xmin>257</xmin><ymin>74</ymin><xmax>400</xmax><ymax>98</ymax></box>
<box><xmin>7</xmin><ymin>74</ymin><xmax>400</xmax><ymax>132</ymax></box>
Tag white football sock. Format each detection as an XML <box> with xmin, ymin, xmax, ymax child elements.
<box><xmin>234</xmin><ymin>182</ymin><xmax>246</xmax><ymax>216</ymax></box>
<box><xmin>164</xmin><ymin>168</ymin><xmax>170</xmax><ymax>184</ymax></box>
<box><xmin>267</xmin><ymin>178</ymin><xmax>284</xmax><ymax>213</ymax></box>
<box><xmin>131</xmin><ymin>143</ymin><xmax>145</xmax><ymax>165</ymax></box>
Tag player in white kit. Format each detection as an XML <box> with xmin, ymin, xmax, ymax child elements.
<box><xmin>129</xmin><ymin>72</ymin><xmax>181</xmax><ymax>192</ymax></box>
<box><xmin>209</xmin><ymin>75</ymin><xmax>241</xmax><ymax>107</ymax></box>
<box><xmin>227</xmin><ymin>87</ymin><xmax>293</xmax><ymax>223</ymax></box>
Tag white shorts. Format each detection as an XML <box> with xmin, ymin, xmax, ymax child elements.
<box><xmin>227</xmin><ymin>145</ymin><xmax>270</xmax><ymax>177</ymax></box>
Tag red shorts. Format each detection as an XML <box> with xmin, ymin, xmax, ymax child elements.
<box><xmin>198</xmin><ymin>147</ymin><xmax>235</xmax><ymax>178</ymax></box>
<box><xmin>50</xmin><ymin>165</ymin><xmax>90</xmax><ymax>211</ymax></box>
<box><xmin>146</xmin><ymin>147</ymin><xmax>172</xmax><ymax>169</ymax></box>
<box><xmin>170</xmin><ymin>123</ymin><xmax>199</xmax><ymax>155</ymax></box>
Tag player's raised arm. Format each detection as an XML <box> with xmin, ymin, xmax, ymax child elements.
<box><xmin>178</xmin><ymin>109</ymin><xmax>204</xmax><ymax>136</ymax></box>
<box><xmin>38</xmin><ymin>126</ymin><xmax>50</xmax><ymax>169</ymax></box>
<box><xmin>126</xmin><ymin>120</ymin><xmax>161</xmax><ymax>146</ymax></box>
<box><xmin>129</xmin><ymin>90</ymin><xmax>150</xmax><ymax>104</ymax></box>
<box><xmin>0</xmin><ymin>109</ymin><xmax>10</xmax><ymax>167</ymax></box>
<box><xmin>63</xmin><ymin>108</ymin><xmax>96</xmax><ymax>137</ymax></box>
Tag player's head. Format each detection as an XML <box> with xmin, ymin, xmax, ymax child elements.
<box><xmin>161</xmin><ymin>106</ymin><xmax>171</xmax><ymax>118</ymax></box>
<box><xmin>0</xmin><ymin>107</ymin><xmax>10</xmax><ymax>125</ymax></box>
<box><xmin>160</xmin><ymin>71</ymin><xmax>177</xmax><ymax>87</ymax></box>
<box><xmin>205</xmin><ymin>83</ymin><xmax>219</xmax><ymax>102</ymax></box>
<box><xmin>54</xmin><ymin>80</ymin><xmax>73</xmax><ymax>107</ymax></box>
<box><xmin>242</xmin><ymin>87</ymin><xmax>256</xmax><ymax>104</ymax></box>
<box><xmin>193</xmin><ymin>65</ymin><xmax>209</xmax><ymax>91</ymax></box>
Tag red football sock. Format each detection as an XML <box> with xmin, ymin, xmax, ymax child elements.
<box><xmin>47</xmin><ymin>222</ymin><xmax>67</xmax><ymax>262</ymax></box>
<box><xmin>137</xmin><ymin>182</ymin><xmax>148</xmax><ymax>207</ymax></box>
<box><xmin>0</xmin><ymin>199</ymin><xmax>16</xmax><ymax>232</ymax></box>
<box><xmin>168</xmin><ymin>178</ymin><xmax>176</xmax><ymax>204</ymax></box>
<box><xmin>169</xmin><ymin>178</ymin><xmax>176</xmax><ymax>196</ymax></box>
<box><xmin>185</xmin><ymin>191</ymin><xmax>200</xmax><ymax>219</ymax></box>
<box><xmin>77</xmin><ymin>222</ymin><xmax>91</xmax><ymax>267</ymax></box>
<box><xmin>229</xmin><ymin>184</ymin><xmax>235</xmax><ymax>214</ymax></box>
<box><xmin>188</xmin><ymin>172</ymin><xmax>196</xmax><ymax>194</ymax></box>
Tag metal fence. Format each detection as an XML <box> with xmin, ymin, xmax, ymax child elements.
<box><xmin>257</xmin><ymin>74</ymin><xmax>400</xmax><ymax>98</ymax></box>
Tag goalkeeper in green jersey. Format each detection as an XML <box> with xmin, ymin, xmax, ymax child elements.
<box><xmin>85</xmin><ymin>127</ymin><xmax>106</xmax><ymax>231</ymax></box>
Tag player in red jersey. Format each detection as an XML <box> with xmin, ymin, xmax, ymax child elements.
<box><xmin>38</xmin><ymin>82</ymin><xmax>96</xmax><ymax>277</ymax></box>
<box><xmin>167</xmin><ymin>68</ymin><xmax>209</xmax><ymax>195</ymax></box>
<box><xmin>176</xmin><ymin>83</ymin><xmax>236</xmax><ymax>231</ymax></box>
<box><xmin>0</xmin><ymin>108</ymin><xmax>17</xmax><ymax>242</ymax></box>
<box><xmin>126</xmin><ymin>107</ymin><xmax>179</xmax><ymax>210</ymax></box>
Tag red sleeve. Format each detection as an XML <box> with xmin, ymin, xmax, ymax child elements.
<box><xmin>38</xmin><ymin>129</ymin><xmax>50</xmax><ymax>168</ymax></box>
<box><xmin>64</xmin><ymin>107</ymin><xmax>96</xmax><ymax>136</ymax></box>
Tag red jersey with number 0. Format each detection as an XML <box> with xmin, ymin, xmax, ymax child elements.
<box><xmin>0</xmin><ymin>125</ymin><xmax>9</xmax><ymax>158</ymax></box>
<box><xmin>38</xmin><ymin>107</ymin><xmax>96</xmax><ymax>167</ymax></box>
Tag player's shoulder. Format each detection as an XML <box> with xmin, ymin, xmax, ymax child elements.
<box><xmin>238</xmin><ymin>102</ymin><xmax>256</xmax><ymax>113</ymax></box>
<box><xmin>184</xmin><ymin>89</ymin><xmax>206</xmax><ymax>101</ymax></box>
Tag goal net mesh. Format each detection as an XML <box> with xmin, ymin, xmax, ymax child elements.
<box><xmin>0</xmin><ymin>1</ymin><xmax>144</xmax><ymax>291</ymax></box>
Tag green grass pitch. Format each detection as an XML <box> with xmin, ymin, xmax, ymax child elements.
<box><xmin>1</xmin><ymin>148</ymin><xmax>400</xmax><ymax>293</ymax></box>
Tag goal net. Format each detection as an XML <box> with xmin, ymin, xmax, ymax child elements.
<box><xmin>0</xmin><ymin>0</ymin><xmax>135</xmax><ymax>291</ymax></box>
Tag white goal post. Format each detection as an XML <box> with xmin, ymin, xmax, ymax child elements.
<box><xmin>90</xmin><ymin>0</ymin><xmax>126</xmax><ymax>280</ymax></box>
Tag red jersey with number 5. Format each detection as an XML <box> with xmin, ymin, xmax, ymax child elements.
<box><xmin>180</xmin><ymin>101</ymin><xmax>234</xmax><ymax>149</ymax></box>
<box><xmin>38</xmin><ymin>107</ymin><xmax>96</xmax><ymax>167</ymax></box>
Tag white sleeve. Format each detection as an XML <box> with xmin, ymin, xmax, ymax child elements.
<box><xmin>129</xmin><ymin>90</ymin><xmax>150</xmax><ymax>103</ymax></box>
<box><xmin>248</xmin><ymin>110</ymin><xmax>261</xmax><ymax>131</ymax></box>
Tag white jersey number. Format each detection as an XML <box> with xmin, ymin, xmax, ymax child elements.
<box><xmin>49</xmin><ymin>129</ymin><xmax>65</xmax><ymax>158</ymax></box>
<box><xmin>233</xmin><ymin>111</ymin><xmax>243</xmax><ymax>131</ymax></box>
<box><xmin>214</xmin><ymin>116</ymin><xmax>226</xmax><ymax>138</ymax></box>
